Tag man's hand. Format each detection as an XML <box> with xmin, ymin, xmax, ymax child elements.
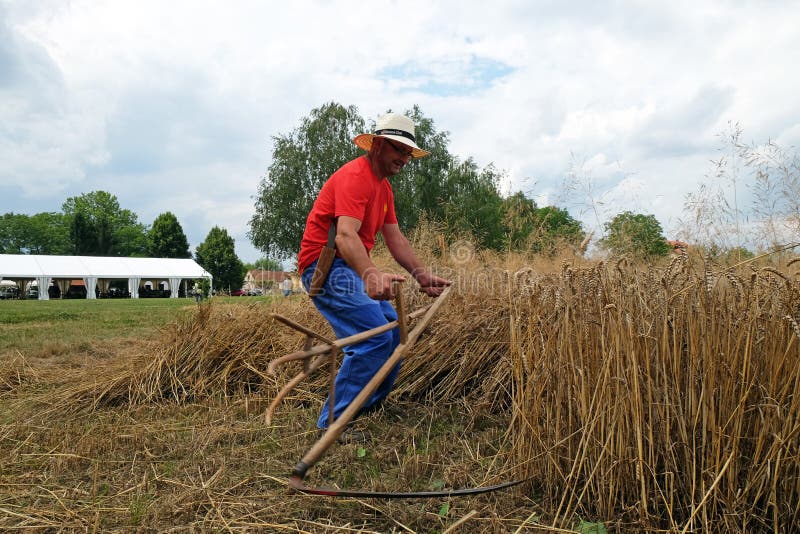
<box><xmin>363</xmin><ymin>269</ymin><xmax>406</xmax><ymax>300</ymax></box>
<box><xmin>414</xmin><ymin>271</ymin><xmax>452</xmax><ymax>297</ymax></box>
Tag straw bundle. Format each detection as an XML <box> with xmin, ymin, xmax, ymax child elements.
<box><xmin>54</xmin><ymin>300</ymin><xmax>333</xmax><ymax>411</ymax></box>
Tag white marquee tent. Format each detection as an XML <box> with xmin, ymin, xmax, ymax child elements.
<box><xmin>0</xmin><ymin>254</ymin><xmax>213</xmax><ymax>300</ymax></box>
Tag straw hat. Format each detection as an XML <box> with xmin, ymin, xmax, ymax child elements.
<box><xmin>353</xmin><ymin>113</ymin><xmax>431</xmax><ymax>158</ymax></box>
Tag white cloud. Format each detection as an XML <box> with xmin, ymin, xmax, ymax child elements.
<box><xmin>2</xmin><ymin>0</ymin><xmax>799</xmax><ymax>263</ymax></box>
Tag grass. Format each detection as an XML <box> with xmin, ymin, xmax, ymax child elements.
<box><xmin>0</xmin><ymin>298</ymin><xmax>193</xmax><ymax>353</ymax></box>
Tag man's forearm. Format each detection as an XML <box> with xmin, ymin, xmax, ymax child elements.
<box><xmin>385</xmin><ymin>234</ymin><xmax>426</xmax><ymax>280</ymax></box>
<box><xmin>336</xmin><ymin>233</ymin><xmax>379</xmax><ymax>279</ymax></box>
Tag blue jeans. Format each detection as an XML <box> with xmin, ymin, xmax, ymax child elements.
<box><xmin>302</xmin><ymin>258</ymin><xmax>401</xmax><ymax>428</ymax></box>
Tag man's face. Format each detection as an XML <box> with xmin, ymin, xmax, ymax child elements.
<box><xmin>374</xmin><ymin>137</ymin><xmax>413</xmax><ymax>177</ymax></box>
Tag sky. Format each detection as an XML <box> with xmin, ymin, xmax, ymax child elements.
<box><xmin>2</xmin><ymin>0</ymin><xmax>799</xmax><ymax>265</ymax></box>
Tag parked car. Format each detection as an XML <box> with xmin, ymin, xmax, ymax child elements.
<box><xmin>64</xmin><ymin>284</ymin><xmax>87</xmax><ymax>299</ymax></box>
<box><xmin>0</xmin><ymin>285</ymin><xmax>20</xmax><ymax>299</ymax></box>
<box><xmin>231</xmin><ymin>288</ymin><xmax>247</xmax><ymax>296</ymax></box>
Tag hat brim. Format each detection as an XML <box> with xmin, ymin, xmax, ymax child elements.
<box><xmin>353</xmin><ymin>133</ymin><xmax>430</xmax><ymax>158</ymax></box>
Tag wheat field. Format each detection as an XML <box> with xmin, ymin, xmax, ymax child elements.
<box><xmin>2</xmin><ymin>241</ymin><xmax>799</xmax><ymax>532</ymax></box>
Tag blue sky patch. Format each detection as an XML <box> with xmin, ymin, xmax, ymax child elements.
<box><xmin>380</xmin><ymin>55</ymin><xmax>514</xmax><ymax>97</ymax></box>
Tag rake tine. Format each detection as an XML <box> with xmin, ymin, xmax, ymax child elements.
<box><xmin>265</xmin><ymin>353</ymin><xmax>329</xmax><ymax>425</ymax></box>
<box><xmin>291</xmin><ymin>286</ymin><xmax>452</xmax><ymax>481</ymax></box>
<box><xmin>267</xmin><ymin>304</ymin><xmax>433</xmax><ymax>375</ymax></box>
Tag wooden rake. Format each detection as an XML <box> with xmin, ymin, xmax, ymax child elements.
<box><xmin>267</xmin><ymin>285</ymin><xmax>524</xmax><ymax>498</ymax></box>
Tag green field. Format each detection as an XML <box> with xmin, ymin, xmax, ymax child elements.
<box><xmin>1</xmin><ymin>297</ymin><xmax>191</xmax><ymax>351</ymax></box>
<box><xmin>0</xmin><ymin>296</ymin><xmax>275</xmax><ymax>352</ymax></box>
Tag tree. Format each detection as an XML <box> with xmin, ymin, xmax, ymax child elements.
<box><xmin>1</xmin><ymin>211</ymin><xmax>71</xmax><ymax>255</ymax></box>
<box><xmin>245</xmin><ymin>257</ymin><xmax>283</xmax><ymax>271</ymax></box>
<box><xmin>441</xmin><ymin>159</ymin><xmax>506</xmax><ymax>249</ymax></box>
<box><xmin>500</xmin><ymin>192</ymin><xmax>585</xmax><ymax>254</ymax></box>
<box><xmin>62</xmin><ymin>191</ymin><xmax>148</xmax><ymax>256</ymax></box>
<box><xmin>70</xmin><ymin>211</ymin><xmax>97</xmax><ymax>255</ymax></box>
<box><xmin>147</xmin><ymin>212</ymin><xmax>191</xmax><ymax>258</ymax></box>
<box><xmin>601</xmin><ymin>211</ymin><xmax>671</xmax><ymax>258</ymax></box>
<box><xmin>249</xmin><ymin>102</ymin><xmax>364</xmax><ymax>260</ymax></box>
<box><xmin>0</xmin><ymin>213</ymin><xmax>30</xmax><ymax>253</ymax></box>
<box><xmin>249</xmin><ymin>102</ymin><xmax>542</xmax><ymax>257</ymax></box>
<box><xmin>528</xmin><ymin>206</ymin><xmax>584</xmax><ymax>255</ymax></box>
<box><xmin>502</xmin><ymin>192</ymin><xmax>539</xmax><ymax>250</ymax></box>
<box><xmin>27</xmin><ymin>212</ymin><xmax>71</xmax><ymax>254</ymax></box>
<box><xmin>195</xmin><ymin>226</ymin><xmax>244</xmax><ymax>292</ymax></box>
<box><xmin>384</xmin><ymin>105</ymin><xmax>454</xmax><ymax>231</ymax></box>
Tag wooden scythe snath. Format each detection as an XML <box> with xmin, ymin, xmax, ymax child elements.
<box><xmin>267</xmin><ymin>284</ymin><xmax>525</xmax><ymax>498</ymax></box>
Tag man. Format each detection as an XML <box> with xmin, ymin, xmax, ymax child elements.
<box><xmin>298</xmin><ymin>113</ymin><xmax>451</xmax><ymax>441</ymax></box>
<box><xmin>281</xmin><ymin>275</ymin><xmax>293</xmax><ymax>297</ymax></box>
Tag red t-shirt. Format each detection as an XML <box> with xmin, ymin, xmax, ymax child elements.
<box><xmin>297</xmin><ymin>156</ymin><xmax>398</xmax><ymax>273</ymax></box>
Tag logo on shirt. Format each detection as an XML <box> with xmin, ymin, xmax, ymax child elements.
<box><xmin>384</xmin><ymin>203</ymin><xmax>388</xmax><ymax>213</ymax></box>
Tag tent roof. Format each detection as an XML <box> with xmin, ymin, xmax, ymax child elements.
<box><xmin>0</xmin><ymin>254</ymin><xmax>212</xmax><ymax>280</ymax></box>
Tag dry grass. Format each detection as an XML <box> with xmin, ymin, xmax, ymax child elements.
<box><xmin>507</xmin><ymin>251</ymin><xmax>800</xmax><ymax>532</ymax></box>
<box><xmin>1</xmin><ymin>241</ymin><xmax>799</xmax><ymax>532</ymax></box>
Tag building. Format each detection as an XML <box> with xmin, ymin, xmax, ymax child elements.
<box><xmin>0</xmin><ymin>254</ymin><xmax>212</xmax><ymax>300</ymax></box>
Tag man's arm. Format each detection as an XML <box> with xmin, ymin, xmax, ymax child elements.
<box><xmin>381</xmin><ymin>223</ymin><xmax>451</xmax><ymax>297</ymax></box>
<box><xmin>336</xmin><ymin>216</ymin><xmax>404</xmax><ymax>300</ymax></box>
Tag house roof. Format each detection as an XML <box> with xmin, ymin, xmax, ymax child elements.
<box><xmin>246</xmin><ymin>270</ymin><xmax>290</xmax><ymax>283</ymax></box>
<box><xmin>0</xmin><ymin>254</ymin><xmax>212</xmax><ymax>280</ymax></box>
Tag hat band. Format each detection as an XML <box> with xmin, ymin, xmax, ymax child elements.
<box><xmin>374</xmin><ymin>128</ymin><xmax>416</xmax><ymax>143</ymax></box>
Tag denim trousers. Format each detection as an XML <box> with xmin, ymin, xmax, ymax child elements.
<box><xmin>302</xmin><ymin>258</ymin><xmax>401</xmax><ymax>428</ymax></box>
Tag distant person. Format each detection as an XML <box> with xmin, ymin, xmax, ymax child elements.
<box><xmin>193</xmin><ymin>282</ymin><xmax>202</xmax><ymax>303</ymax></box>
<box><xmin>281</xmin><ymin>275</ymin><xmax>293</xmax><ymax>297</ymax></box>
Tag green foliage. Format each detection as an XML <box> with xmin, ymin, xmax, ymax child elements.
<box><xmin>385</xmin><ymin>105</ymin><xmax>454</xmax><ymax>231</ymax></box>
<box><xmin>0</xmin><ymin>212</ymin><xmax>71</xmax><ymax>254</ymax></box>
<box><xmin>697</xmin><ymin>244</ymin><xmax>756</xmax><ymax>265</ymax></box>
<box><xmin>0</xmin><ymin>213</ymin><xmax>31</xmax><ymax>253</ymax></box>
<box><xmin>441</xmin><ymin>160</ymin><xmax>506</xmax><ymax>249</ymax></box>
<box><xmin>502</xmin><ymin>192</ymin><xmax>538</xmax><ymax>249</ymax></box>
<box><xmin>576</xmin><ymin>520</ymin><xmax>608</xmax><ymax>534</ymax></box>
<box><xmin>147</xmin><ymin>212</ymin><xmax>191</xmax><ymax>258</ymax></box>
<box><xmin>62</xmin><ymin>191</ymin><xmax>148</xmax><ymax>256</ymax></box>
<box><xmin>501</xmin><ymin>192</ymin><xmax>584</xmax><ymax>254</ymax></box>
<box><xmin>249</xmin><ymin>257</ymin><xmax>282</xmax><ymax>271</ymax></box>
<box><xmin>198</xmin><ymin>277</ymin><xmax>211</xmax><ymax>297</ymax></box>
<box><xmin>28</xmin><ymin>212</ymin><xmax>71</xmax><ymax>254</ymax></box>
<box><xmin>530</xmin><ymin>205</ymin><xmax>585</xmax><ymax>254</ymax></box>
<box><xmin>249</xmin><ymin>102</ymin><xmax>364</xmax><ymax>260</ymax></box>
<box><xmin>195</xmin><ymin>226</ymin><xmax>244</xmax><ymax>292</ymax></box>
<box><xmin>69</xmin><ymin>211</ymin><xmax>96</xmax><ymax>255</ymax></box>
<box><xmin>601</xmin><ymin>210</ymin><xmax>671</xmax><ymax>258</ymax></box>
